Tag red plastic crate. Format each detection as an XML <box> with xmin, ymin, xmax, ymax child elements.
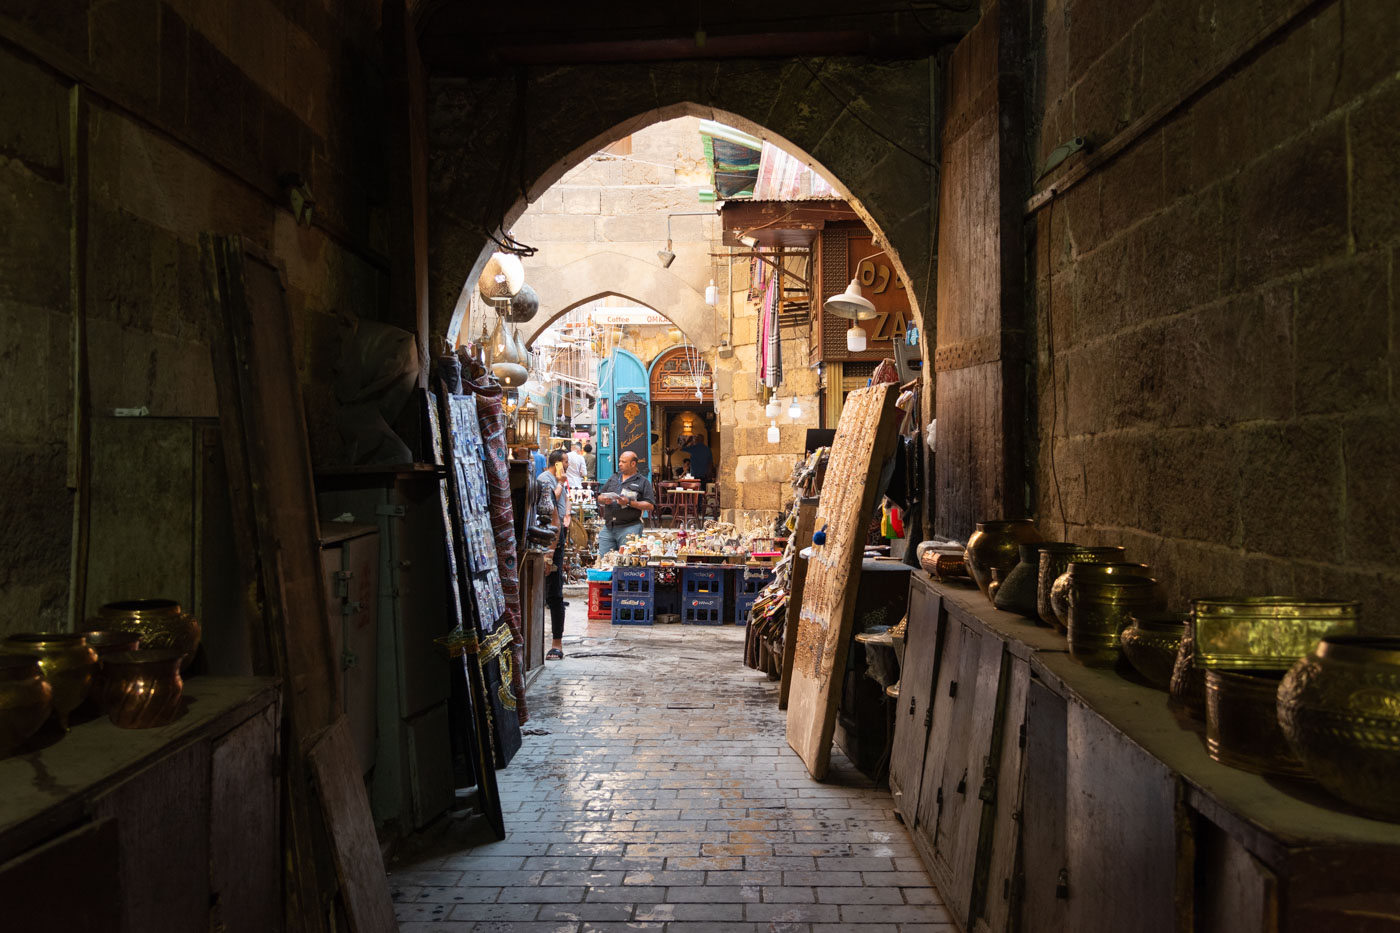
<box><xmin>588</xmin><ymin>580</ymin><xmax>613</xmax><ymax>619</ymax></box>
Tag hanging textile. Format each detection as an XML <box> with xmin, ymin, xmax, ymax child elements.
<box><xmin>755</xmin><ymin>260</ymin><xmax>780</xmax><ymax>393</ymax></box>
<box><xmin>468</xmin><ymin>375</ymin><xmax>529</xmax><ymax>723</ymax></box>
<box><xmin>766</xmin><ymin>266</ymin><xmax>783</xmax><ymax>390</ymax></box>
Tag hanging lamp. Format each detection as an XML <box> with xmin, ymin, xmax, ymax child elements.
<box><xmin>767</xmin><ymin>420</ymin><xmax>780</xmax><ymax>443</ymax></box>
<box><xmin>478</xmin><ymin>251</ymin><xmax>525</xmax><ymax>301</ymax></box>
<box><xmin>788</xmin><ymin>398</ymin><xmax>801</xmax><ymax>419</ymax></box>
<box><xmin>704</xmin><ymin>280</ymin><xmax>718</xmax><ymax>306</ymax></box>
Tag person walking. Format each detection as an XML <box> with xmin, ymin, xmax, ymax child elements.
<box><xmin>595</xmin><ymin>450</ymin><xmax>656</xmax><ymax>555</ymax></box>
<box><xmin>537</xmin><ymin>449</ymin><xmax>569</xmax><ymax>660</ymax></box>
<box><xmin>582</xmin><ymin>442</ymin><xmax>597</xmax><ymax>481</ymax></box>
<box><xmin>566</xmin><ymin>441</ymin><xmax>588</xmax><ymax>488</ymax></box>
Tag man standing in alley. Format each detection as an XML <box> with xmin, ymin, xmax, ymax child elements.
<box><xmin>595</xmin><ymin>450</ymin><xmax>655</xmax><ymax>555</ymax></box>
<box><xmin>567</xmin><ymin>441</ymin><xmax>588</xmax><ymax>489</ymax></box>
<box><xmin>582</xmin><ymin>442</ymin><xmax>597</xmax><ymax>481</ymax></box>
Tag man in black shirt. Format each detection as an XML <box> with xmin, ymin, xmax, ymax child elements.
<box><xmin>595</xmin><ymin>450</ymin><xmax>655</xmax><ymax>554</ymax></box>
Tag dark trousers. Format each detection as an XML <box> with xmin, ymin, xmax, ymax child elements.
<box><xmin>545</xmin><ymin>539</ymin><xmax>566</xmax><ymax>639</ymax></box>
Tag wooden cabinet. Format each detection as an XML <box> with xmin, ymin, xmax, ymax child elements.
<box><xmin>0</xmin><ymin>678</ymin><xmax>280</xmax><ymax>933</ymax></box>
<box><xmin>899</xmin><ymin>576</ymin><xmax>1400</xmax><ymax>933</ymax></box>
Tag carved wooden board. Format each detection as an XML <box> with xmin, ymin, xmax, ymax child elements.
<box><xmin>778</xmin><ymin>496</ymin><xmax>820</xmax><ymax>710</ymax></box>
<box><xmin>786</xmin><ymin>383</ymin><xmax>900</xmax><ymax>778</ymax></box>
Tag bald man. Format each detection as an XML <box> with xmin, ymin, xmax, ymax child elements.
<box><xmin>595</xmin><ymin>450</ymin><xmax>655</xmax><ymax>555</ymax></box>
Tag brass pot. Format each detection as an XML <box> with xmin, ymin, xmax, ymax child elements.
<box><xmin>99</xmin><ymin>649</ymin><xmax>185</xmax><ymax>729</ymax></box>
<box><xmin>0</xmin><ymin>654</ymin><xmax>53</xmax><ymax>757</ymax></box>
<box><xmin>965</xmin><ymin>520</ymin><xmax>1043</xmax><ymax>601</ymax></box>
<box><xmin>1205</xmin><ymin>670</ymin><xmax>1308</xmax><ymax>778</ymax></box>
<box><xmin>993</xmin><ymin>544</ymin><xmax>1046</xmax><ymax>619</ymax></box>
<box><xmin>1051</xmin><ymin>561</ymin><xmax>1150</xmax><ymax>633</ymax></box>
<box><xmin>2</xmin><ymin>634</ymin><xmax>97</xmax><ymax>730</ymax></box>
<box><xmin>81</xmin><ymin>630</ymin><xmax>142</xmax><ymax>704</ymax></box>
<box><xmin>1038</xmin><ymin>545</ymin><xmax>1126</xmax><ymax>631</ymax></box>
<box><xmin>1065</xmin><ymin>570</ymin><xmax>1165</xmax><ymax>668</ymax></box>
<box><xmin>1170</xmin><ymin>613</ymin><xmax>1208</xmax><ymax>719</ymax></box>
<box><xmin>1191</xmin><ymin>596</ymin><xmax>1359</xmax><ymax>672</ymax></box>
<box><xmin>1121</xmin><ymin>611</ymin><xmax>1188</xmax><ymax>690</ymax></box>
<box><xmin>94</xmin><ymin>599</ymin><xmax>201</xmax><ymax>672</ymax></box>
<box><xmin>1278</xmin><ymin>636</ymin><xmax>1400</xmax><ymax>821</ymax></box>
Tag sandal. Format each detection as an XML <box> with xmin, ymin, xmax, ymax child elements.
<box><xmin>546</xmin><ymin>648</ymin><xmax>564</xmax><ymax>660</ymax></box>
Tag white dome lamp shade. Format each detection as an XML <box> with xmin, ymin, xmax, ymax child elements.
<box><xmin>704</xmin><ymin>280</ymin><xmax>719</xmax><ymax>306</ymax></box>
<box><xmin>824</xmin><ymin>249</ymin><xmax>885</xmax><ymax>354</ymax></box>
<box><xmin>767</xmin><ymin>420</ymin><xmax>780</xmax><ymax>444</ymax></box>
<box><xmin>478</xmin><ymin>251</ymin><xmax>525</xmax><ymax>301</ymax></box>
<box><xmin>788</xmin><ymin>397</ymin><xmax>801</xmax><ymax>419</ymax></box>
<box><xmin>765</xmin><ymin>397</ymin><xmax>781</xmax><ymax>418</ymax></box>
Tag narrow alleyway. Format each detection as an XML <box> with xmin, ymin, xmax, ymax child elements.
<box><xmin>389</xmin><ymin>597</ymin><xmax>953</xmax><ymax>932</ymax></box>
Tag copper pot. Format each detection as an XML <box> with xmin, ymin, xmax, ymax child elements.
<box><xmin>965</xmin><ymin>520</ymin><xmax>1043</xmax><ymax>601</ymax></box>
<box><xmin>80</xmin><ymin>630</ymin><xmax>142</xmax><ymax>706</ymax></box>
<box><xmin>0</xmin><ymin>654</ymin><xmax>53</xmax><ymax>757</ymax></box>
<box><xmin>94</xmin><ymin>599</ymin><xmax>201</xmax><ymax>672</ymax></box>
<box><xmin>1278</xmin><ymin>636</ymin><xmax>1400</xmax><ymax>821</ymax></box>
<box><xmin>1205</xmin><ymin>670</ymin><xmax>1308</xmax><ymax>778</ymax></box>
<box><xmin>99</xmin><ymin>649</ymin><xmax>185</xmax><ymax>729</ymax></box>
<box><xmin>2</xmin><ymin>634</ymin><xmax>97</xmax><ymax>730</ymax></box>
<box><xmin>1051</xmin><ymin>561</ymin><xmax>1151</xmax><ymax>633</ymax></box>
<box><xmin>1065</xmin><ymin>567</ymin><xmax>1165</xmax><ymax>668</ymax></box>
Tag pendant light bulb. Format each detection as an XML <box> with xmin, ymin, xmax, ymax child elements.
<box><xmin>846</xmin><ymin>323</ymin><xmax>868</xmax><ymax>353</ymax></box>
<box><xmin>788</xmin><ymin>398</ymin><xmax>801</xmax><ymax>419</ymax></box>
<box><xmin>765</xmin><ymin>398</ymin><xmax>781</xmax><ymax>418</ymax></box>
<box><xmin>695</xmin><ymin>387</ymin><xmax>703</xmax><ymax>399</ymax></box>
<box><xmin>767</xmin><ymin>419</ymin><xmax>780</xmax><ymax>444</ymax></box>
<box><xmin>704</xmin><ymin>280</ymin><xmax>718</xmax><ymax>306</ymax></box>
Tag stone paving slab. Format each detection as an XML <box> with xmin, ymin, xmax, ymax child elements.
<box><xmin>390</xmin><ymin>606</ymin><xmax>954</xmax><ymax>932</ymax></box>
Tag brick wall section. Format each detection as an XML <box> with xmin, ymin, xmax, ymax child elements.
<box><xmin>1025</xmin><ymin>0</ymin><xmax>1400</xmax><ymax>627</ymax></box>
<box><xmin>0</xmin><ymin>0</ymin><xmax>389</xmax><ymax>633</ymax></box>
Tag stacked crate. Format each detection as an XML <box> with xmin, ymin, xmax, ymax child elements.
<box><xmin>586</xmin><ymin>568</ymin><xmax>613</xmax><ymax>620</ymax></box>
<box><xmin>681</xmin><ymin>566</ymin><xmax>726</xmax><ymax>625</ymax></box>
<box><xmin>611</xmin><ymin>566</ymin><xmax>654</xmax><ymax>625</ymax></box>
<box><xmin>734</xmin><ymin>565</ymin><xmax>776</xmax><ymax>625</ymax></box>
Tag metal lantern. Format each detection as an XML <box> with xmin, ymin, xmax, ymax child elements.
<box><xmin>478</xmin><ymin>251</ymin><xmax>525</xmax><ymax>301</ymax></box>
<box><xmin>502</xmin><ymin>283</ymin><xmax>539</xmax><ymax>323</ymax></box>
<box><xmin>510</xmin><ymin>400</ymin><xmax>538</xmax><ymax>448</ymax></box>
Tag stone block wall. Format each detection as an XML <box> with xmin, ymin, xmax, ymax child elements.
<box><xmin>0</xmin><ymin>1</ymin><xmax>389</xmax><ymax>633</ymax></box>
<box><xmin>1024</xmin><ymin>0</ymin><xmax>1399</xmax><ymax>625</ymax></box>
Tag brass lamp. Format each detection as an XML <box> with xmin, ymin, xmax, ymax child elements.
<box><xmin>514</xmin><ymin>401</ymin><xmax>538</xmax><ymax>448</ymax></box>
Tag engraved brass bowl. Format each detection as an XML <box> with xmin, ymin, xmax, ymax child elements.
<box><xmin>1121</xmin><ymin>611</ymin><xmax>1189</xmax><ymax>690</ymax></box>
<box><xmin>0</xmin><ymin>653</ymin><xmax>53</xmax><ymax>757</ymax></box>
<box><xmin>1039</xmin><ymin>546</ymin><xmax>1127</xmax><ymax>631</ymax></box>
<box><xmin>1191</xmin><ymin>596</ymin><xmax>1360</xmax><ymax>671</ymax></box>
<box><xmin>1278</xmin><ymin>636</ymin><xmax>1400</xmax><ymax>821</ymax></box>
<box><xmin>99</xmin><ymin>649</ymin><xmax>185</xmax><ymax>729</ymax></box>
<box><xmin>1205</xmin><ymin>670</ymin><xmax>1309</xmax><ymax>778</ymax></box>
<box><xmin>1066</xmin><ymin>575</ymin><xmax>1165</xmax><ymax>668</ymax></box>
<box><xmin>94</xmin><ymin>599</ymin><xmax>201</xmax><ymax>672</ymax></box>
<box><xmin>965</xmin><ymin>520</ymin><xmax>1043</xmax><ymax>601</ymax></box>
<box><xmin>2</xmin><ymin>634</ymin><xmax>97</xmax><ymax>731</ymax></box>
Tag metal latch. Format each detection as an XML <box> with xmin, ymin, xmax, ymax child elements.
<box><xmin>342</xmin><ymin>649</ymin><xmax>358</xmax><ymax>671</ymax></box>
<box><xmin>978</xmin><ymin>761</ymin><xmax>997</xmax><ymax>802</ymax></box>
<box><xmin>956</xmin><ymin>770</ymin><xmax>967</xmax><ymax>795</ymax></box>
<box><xmin>342</xmin><ymin>600</ymin><xmax>362</xmax><ymax>617</ymax></box>
<box><xmin>376</xmin><ymin>504</ymin><xmax>406</xmax><ymax>517</ymax></box>
<box><xmin>924</xmin><ymin>707</ymin><xmax>933</xmax><ymax>729</ymax></box>
<box><xmin>1055</xmin><ymin>868</ymin><xmax>1069</xmax><ymax>899</ymax></box>
<box><xmin>1018</xmin><ymin>721</ymin><xmax>1026</xmax><ymax>748</ymax></box>
<box><xmin>334</xmin><ymin>569</ymin><xmax>352</xmax><ymax>598</ymax></box>
<box><xmin>948</xmin><ymin>680</ymin><xmax>958</xmax><ymax>698</ymax></box>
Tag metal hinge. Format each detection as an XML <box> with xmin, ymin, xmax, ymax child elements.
<box><xmin>342</xmin><ymin>600</ymin><xmax>362</xmax><ymax>617</ymax></box>
<box><xmin>1018</xmin><ymin>721</ymin><xmax>1026</xmax><ymax>749</ymax></box>
<box><xmin>924</xmin><ymin>707</ymin><xmax>933</xmax><ymax>729</ymax></box>
<box><xmin>956</xmin><ymin>770</ymin><xmax>967</xmax><ymax>795</ymax></box>
<box><xmin>1056</xmin><ymin>868</ymin><xmax>1069</xmax><ymax>899</ymax></box>
<box><xmin>334</xmin><ymin>569</ymin><xmax>352</xmax><ymax>598</ymax></box>
<box><xmin>909</xmin><ymin>694</ymin><xmax>917</xmax><ymax>716</ymax></box>
<box><xmin>978</xmin><ymin>761</ymin><xmax>997</xmax><ymax>802</ymax></box>
<box><xmin>948</xmin><ymin>679</ymin><xmax>958</xmax><ymax>698</ymax></box>
<box><xmin>342</xmin><ymin>649</ymin><xmax>358</xmax><ymax>671</ymax></box>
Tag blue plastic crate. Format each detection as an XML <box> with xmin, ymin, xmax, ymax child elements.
<box><xmin>586</xmin><ymin>568</ymin><xmax>613</xmax><ymax>583</ymax></box>
<box><xmin>738</xmin><ymin>566</ymin><xmax>775</xmax><ymax>596</ymax></box>
<box><xmin>735</xmin><ymin>592</ymin><xmax>761</xmax><ymax>625</ymax></box>
<box><xmin>682</xmin><ymin>566</ymin><xmax>725</xmax><ymax>600</ymax></box>
<box><xmin>612</xmin><ymin>566</ymin><xmax>654</xmax><ymax>598</ymax></box>
<box><xmin>682</xmin><ymin>594</ymin><xmax>725</xmax><ymax>625</ymax></box>
<box><xmin>611</xmin><ymin>594</ymin><xmax>654</xmax><ymax>625</ymax></box>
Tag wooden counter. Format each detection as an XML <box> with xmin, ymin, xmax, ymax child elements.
<box><xmin>891</xmin><ymin>575</ymin><xmax>1400</xmax><ymax>933</ymax></box>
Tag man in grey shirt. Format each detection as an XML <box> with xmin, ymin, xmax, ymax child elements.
<box><xmin>595</xmin><ymin>450</ymin><xmax>655</xmax><ymax>554</ymax></box>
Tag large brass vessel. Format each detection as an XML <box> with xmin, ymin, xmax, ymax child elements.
<box><xmin>1064</xmin><ymin>564</ymin><xmax>1164</xmax><ymax>668</ymax></box>
<box><xmin>94</xmin><ymin>599</ymin><xmax>201</xmax><ymax>671</ymax></box>
<box><xmin>1039</xmin><ymin>546</ymin><xmax>1127</xmax><ymax>631</ymax></box>
<box><xmin>965</xmin><ymin>520</ymin><xmax>1043</xmax><ymax>601</ymax></box>
<box><xmin>1191</xmin><ymin>596</ymin><xmax>1359</xmax><ymax>671</ymax></box>
<box><xmin>1205</xmin><ymin>670</ymin><xmax>1308</xmax><ymax>778</ymax></box>
<box><xmin>0</xmin><ymin>654</ymin><xmax>53</xmax><ymax>757</ymax></box>
<box><xmin>2</xmin><ymin>634</ymin><xmax>97</xmax><ymax>730</ymax></box>
<box><xmin>1278</xmin><ymin>636</ymin><xmax>1400</xmax><ymax>821</ymax></box>
<box><xmin>992</xmin><ymin>544</ymin><xmax>1046</xmax><ymax>618</ymax></box>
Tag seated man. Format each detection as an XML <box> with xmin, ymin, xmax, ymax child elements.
<box><xmin>680</xmin><ymin>434</ymin><xmax>712</xmax><ymax>482</ymax></box>
<box><xmin>595</xmin><ymin>450</ymin><xmax>656</xmax><ymax>555</ymax></box>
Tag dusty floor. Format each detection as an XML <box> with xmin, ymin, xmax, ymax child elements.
<box><xmin>388</xmin><ymin>595</ymin><xmax>953</xmax><ymax>932</ymax></box>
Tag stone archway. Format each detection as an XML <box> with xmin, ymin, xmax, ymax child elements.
<box><xmin>519</xmin><ymin>251</ymin><xmax>720</xmax><ymax>351</ymax></box>
<box><xmin>427</xmin><ymin>57</ymin><xmax>936</xmax><ymax>345</ymax></box>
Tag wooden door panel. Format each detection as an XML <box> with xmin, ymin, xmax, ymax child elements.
<box><xmin>1065</xmin><ymin>703</ymin><xmax>1183</xmax><ymax>933</ymax></box>
<box><xmin>915</xmin><ymin>615</ymin><xmax>965</xmax><ymax>854</ymax></box>
<box><xmin>890</xmin><ymin>577</ymin><xmax>943</xmax><ymax>826</ymax></box>
<box><xmin>929</xmin><ymin>623</ymin><xmax>984</xmax><ymax>919</ymax></box>
<box><xmin>979</xmin><ymin>655</ymin><xmax>1031</xmax><ymax>932</ymax></box>
<box><xmin>1019</xmin><ymin>678</ymin><xmax>1068</xmax><ymax>933</ymax></box>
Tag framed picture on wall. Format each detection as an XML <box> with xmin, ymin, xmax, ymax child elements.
<box><xmin>601</xmin><ymin>426</ymin><xmax>610</xmax><ymax>448</ymax></box>
<box><xmin>599</xmin><ymin>399</ymin><xmax>609</xmax><ymax>421</ymax></box>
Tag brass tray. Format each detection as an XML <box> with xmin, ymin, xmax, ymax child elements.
<box><xmin>1192</xmin><ymin>596</ymin><xmax>1360</xmax><ymax>671</ymax></box>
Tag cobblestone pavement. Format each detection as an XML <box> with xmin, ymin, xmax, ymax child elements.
<box><xmin>389</xmin><ymin>597</ymin><xmax>953</xmax><ymax>932</ymax></box>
